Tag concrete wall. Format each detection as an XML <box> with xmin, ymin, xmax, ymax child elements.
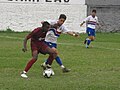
<box><xmin>86</xmin><ymin>0</ymin><xmax>120</xmax><ymax>32</ymax></box>
<box><xmin>85</xmin><ymin>0</ymin><xmax>120</xmax><ymax>5</ymax></box>
<box><xmin>0</xmin><ymin>1</ymin><xmax>87</xmax><ymax>33</ymax></box>
<box><xmin>87</xmin><ymin>6</ymin><xmax>120</xmax><ymax>32</ymax></box>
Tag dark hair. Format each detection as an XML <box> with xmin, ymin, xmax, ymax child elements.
<box><xmin>42</xmin><ymin>21</ymin><xmax>50</xmax><ymax>27</ymax></box>
<box><xmin>51</xmin><ymin>24</ymin><xmax>59</xmax><ymax>29</ymax></box>
<box><xmin>92</xmin><ymin>9</ymin><xmax>96</xmax><ymax>13</ymax></box>
<box><xmin>59</xmin><ymin>14</ymin><xmax>67</xmax><ymax>20</ymax></box>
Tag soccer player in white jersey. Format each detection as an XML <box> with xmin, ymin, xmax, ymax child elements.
<box><xmin>80</xmin><ymin>10</ymin><xmax>99</xmax><ymax>48</ymax></box>
<box><xmin>41</xmin><ymin>14</ymin><xmax>79</xmax><ymax>72</ymax></box>
<box><xmin>44</xmin><ymin>26</ymin><xmax>71</xmax><ymax>72</ymax></box>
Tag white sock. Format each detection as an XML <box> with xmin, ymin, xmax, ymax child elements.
<box><xmin>61</xmin><ymin>65</ymin><xmax>65</xmax><ymax>69</ymax></box>
<box><xmin>86</xmin><ymin>38</ymin><xmax>90</xmax><ymax>40</ymax></box>
<box><xmin>23</xmin><ymin>71</ymin><xmax>27</xmax><ymax>74</ymax></box>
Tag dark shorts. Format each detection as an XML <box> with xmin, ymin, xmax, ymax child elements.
<box><xmin>31</xmin><ymin>41</ymin><xmax>49</xmax><ymax>55</ymax></box>
<box><xmin>44</xmin><ymin>41</ymin><xmax>57</xmax><ymax>48</ymax></box>
<box><xmin>86</xmin><ymin>27</ymin><xmax>96</xmax><ymax>37</ymax></box>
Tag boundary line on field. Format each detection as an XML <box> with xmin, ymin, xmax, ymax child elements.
<box><xmin>0</xmin><ymin>36</ymin><xmax>23</xmax><ymax>40</ymax></box>
<box><xmin>0</xmin><ymin>35</ymin><xmax>120</xmax><ymax>51</ymax></box>
<box><xmin>58</xmin><ymin>42</ymin><xmax>120</xmax><ymax>51</ymax></box>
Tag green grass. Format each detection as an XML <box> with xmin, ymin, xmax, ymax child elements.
<box><xmin>0</xmin><ymin>32</ymin><xmax>120</xmax><ymax>90</ymax></box>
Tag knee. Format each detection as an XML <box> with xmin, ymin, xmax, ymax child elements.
<box><xmin>32</xmin><ymin>55</ymin><xmax>38</xmax><ymax>60</ymax></box>
<box><xmin>51</xmin><ymin>49</ymin><xmax>58</xmax><ymax>58</ymax></box>
<box><xmin>53</xmin><ymin>48</ymin><xmax>59</xmax><ymax>55</ymax></box>
<box><xmin>91</xmin><ymin>38</ymin><xmax>94</xmax><ymax>41</ymax></box>
<box><xmin>53</xmin><ymin>50</ymin><xmax>58</xmax><ymax>58</ymax></box>
<box><xmin>89</xmin><ymin>36</ymin><xmax>95</xmax><ymax>41</ymax></box>
<box><xmin>92</xmin><ymin>37</ymin><xmax>95</xmax><ymax>41</ymax></box>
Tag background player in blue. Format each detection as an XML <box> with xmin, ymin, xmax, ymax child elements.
<box><xmin>80</xmin><ymin>10</ymin><xmax>100</xmax><ymax>48</ymax></box>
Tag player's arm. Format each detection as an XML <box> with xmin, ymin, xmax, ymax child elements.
<box><xmin>22</xmin><ymin>37</ymin><xmax>28</xmax><ymax>52</ymax></box>
<box><xmin>67</xmin><ymin>31</ymin><xmax>79</xmax><ymax>37</ymax></box>
<box><xmin>62</xmin><ymin>25</ymin><xmax>79</xmax><ymax>37</ymax></box>
<box><xmin>80</xmin><ymin>16</ymin><xmax>90</xmax><ymax>26</ymax></box>
<box><xmin>80</xmin><ymin>21</ymin><xmax>85</xmax><ymax>27</ymax></box>
<box><xmin>96</xmin><ymin>17</ymin><xmax>102</xmax><ymax>28</ymax></box>
<box><xmin>22</xmin><ymin>29</ymin><xmax>37</xmax><ymax>52</ymax></box>
<box><xmin>22</xmin><ymin>33</ymin><xmax>32</xmax><ymax>52</ymax></box>
<box><xmin>96</xmin><ymin>17</ymin><xmax>100</xmax><ymax>26</ymax></box>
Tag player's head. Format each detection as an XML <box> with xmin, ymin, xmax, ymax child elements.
<box><xmin>91</xmin><ymin>9</ymin><xmax>96</xmax><ymax>17</ymax></box>
<box><xmin>51</xmin><ymin>24</ymin><xmax>59</xmax><ymax>29</ymax></box>
<box><xmin>57</xmin><ymin>14</ymin><xmax>67</xmax><ymax>26</ymax></box>
<box><xmin>42</xmin><ymin>21</ymin><xmax>50</xmax><ymax>32</ymax></box>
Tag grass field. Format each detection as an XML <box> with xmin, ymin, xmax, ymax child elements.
<box><xmin>0</xmin><ymin>32</ymin><xmax>120</xmax><ymax>90</ymax></box>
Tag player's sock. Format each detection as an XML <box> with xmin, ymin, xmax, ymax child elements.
<box><xmin>87</xmin><ymin>39</ymin><xmax>91</xmax><ymax>45</ymax></box>
<box><xmin>55</xmin><ymin>56</ymin><xmax>63</xmax><ymax>66</ymax></box>
<box><xmin>24</xmin><ymin>58</ymin><xmax>36</xmax><ymax>72</ymax></box>
<box><xmin>86</xmin><ymin>38</ymin><xmax>91</xmax><ymax>48</ymax></box>
<box><xmin>23</xmin><ymin>71</ymin><xmax>27</xmax><ymax>74</ymax></box>
<box><xmin>84</xmin><ymin>38</ymin><xmax>87</xmax><ymax>44</ymax></box>
<box><xmin>61</xmin><ymin>65</ymin><xmax>65</xmax><ymax>68</ymax></box>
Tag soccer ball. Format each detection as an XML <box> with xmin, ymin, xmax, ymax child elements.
<box><xmin>43</xmin><ymin>68</ymin><xmax>55</xmax><ymax>78</ymax></box>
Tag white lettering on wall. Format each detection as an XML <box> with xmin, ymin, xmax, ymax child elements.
<box><xmin>0</xmin><ymin>0</ymin><xmax>85</xmax><ymax>5</ymax></box>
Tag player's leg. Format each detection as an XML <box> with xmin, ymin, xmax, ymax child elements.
<box><xmin>84</xmin><ymin>27</ymin><xmax>90</xmax><ymax>45</ymax></box>
<box><xmin>24</xmin><ymin>50</ymin><xmax>38</xmax><ymax>72</ymax></box>
<box><xmin>84</xmin><ymin>27</ymin><xmax>94</xmax><ymax>48</ymax></box>
<box><xmin>45</xmin><ymin>47</ymin><xmax>58</xmax><ymax>65</ymax></box>
<box><xmin>53</xmin><ymin>48</ymin><xmax>70</xmax><ymax>72</ymax></box>
<box><xmin>43</xmin><ymin>42</ymin><xmax>61</xmax><ymax>66</ymax></box>
<box><xmin>50</xmin><ymin>44</ymin><xmax>71</xmax><ymax>72</ymax></box>
<box><xmin>50</xmin><ymin>47</ymin><xmax>63</xmax><ymax>66</ymax></box>
<box><xmin>42</xmin><ymin>42</ymin><xmax>70</xmax><ymax>72</ymax></box>
<box><xmin>87</xmin><ymin>29</ymin><xmax>95</xmax><ymax>47</ymax></box>
<box><xmin>44</xmin><ymin>47</ymin><xmax>63</xmax><ymax>66</ymax></box>
<box><xmin>21</xmin><ymin>50</ymin><xmax>38</xmax><ymax>78</ymax></box>
<box><xmin>43</xmin><ymin>42</ymin><xmax>64</xmax><ymax>68</ymax></box>
<box><xmin>41</xmin><ymin>42</ymin><xmax>58</xmax><ymax>69</ymax></box>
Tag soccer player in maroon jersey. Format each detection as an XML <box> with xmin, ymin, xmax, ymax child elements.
<box><xmin>21</xmin><ymin>21</ymin><xmax>57</xmax><ymax>78</ymax></box>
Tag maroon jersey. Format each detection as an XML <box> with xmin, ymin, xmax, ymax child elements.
<box><xmin>26</xmin><ymin>27</ymin><xmax>47</xmax><ymax>42</ymax></box>
<box><xmin>26</xmin><ymin>27</ymin><xmax>49</xmax><ymax>54</ymax></box>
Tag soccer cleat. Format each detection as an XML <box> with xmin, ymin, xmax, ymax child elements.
<box><xmin>21</xmin><ymin>71</ymin><xmax>28</xmax><ymax>78</ymax></box>
<box><xmin>85</xmin><ymin>44</ymin><xmax>89</xmax><ymax>48</ymax></box>
<box><xmin>41</xmin><ymin>63</ymin><xmax>51</xmax><ymax>70</ymax></box>
<box><xmin>86</xmin><ymin>46</ymin><xmax>89</xmax><ymax>48</ymax></box>
<box><xmin>84</xmin><ymin>39</ymin><xmax>87</xmax><ymax>44</ymax></box>
<box><xmin>41</xmin><ymin>63</ymin><xmax>47</xmax><ymax>70</ymax></box>
<box><xmin>62</xmin><ymin>67</ymin><xmax>71</xmax><ymax>73</ymax></box>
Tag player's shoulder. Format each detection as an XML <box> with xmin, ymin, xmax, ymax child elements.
<box><xmin>95</xmin><ymin>16</ymin><xmax>98</xmax><ymax>19</ymax></box>
<box><xmin>33</xmin><ymin>27</ymin><xmax>41</xmax><ymax>32</ymax></box>
<box><xmin>59</xmin><ymin>24</ymin><xmax>66</xmax><ymax>30</ymax></box>
<box><xmin>88</xmin><ymin>15</ymin><xmax>98</xmax><ymax>19</ymax></box>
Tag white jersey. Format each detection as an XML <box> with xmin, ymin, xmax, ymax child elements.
<box><xmin>83</xmin><ymin>15</ymin><xmax>99</xmax><ymax>29</ymax></box>
<box><xmin>45</xmin><ymin>20</ymin><xmax>69</xmax><ymax>43</ymax></box>
<box><xmin>45</xmin><ymin>28</ymin><xmax>61</xmax><ymax>43</ymax></box>
<box><xmin>46</xmin><ymin>20</ymin><xmax>69</xmax><ymax>33</ymax></box>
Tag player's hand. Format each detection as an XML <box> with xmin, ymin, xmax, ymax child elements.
<box><xmin>73</xmin><ymin>32</ymin><xmax>80</xmax><ymax>37</ymax></box>
<box><xmin>22</xmin><ymin>47</ymin><xmax>27</xmax><ymax>52</ymax></box>
<box><xmin>80</xmin><ymin>23</ymin><xmax>83</xmax><ymax>27</ymax></box>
